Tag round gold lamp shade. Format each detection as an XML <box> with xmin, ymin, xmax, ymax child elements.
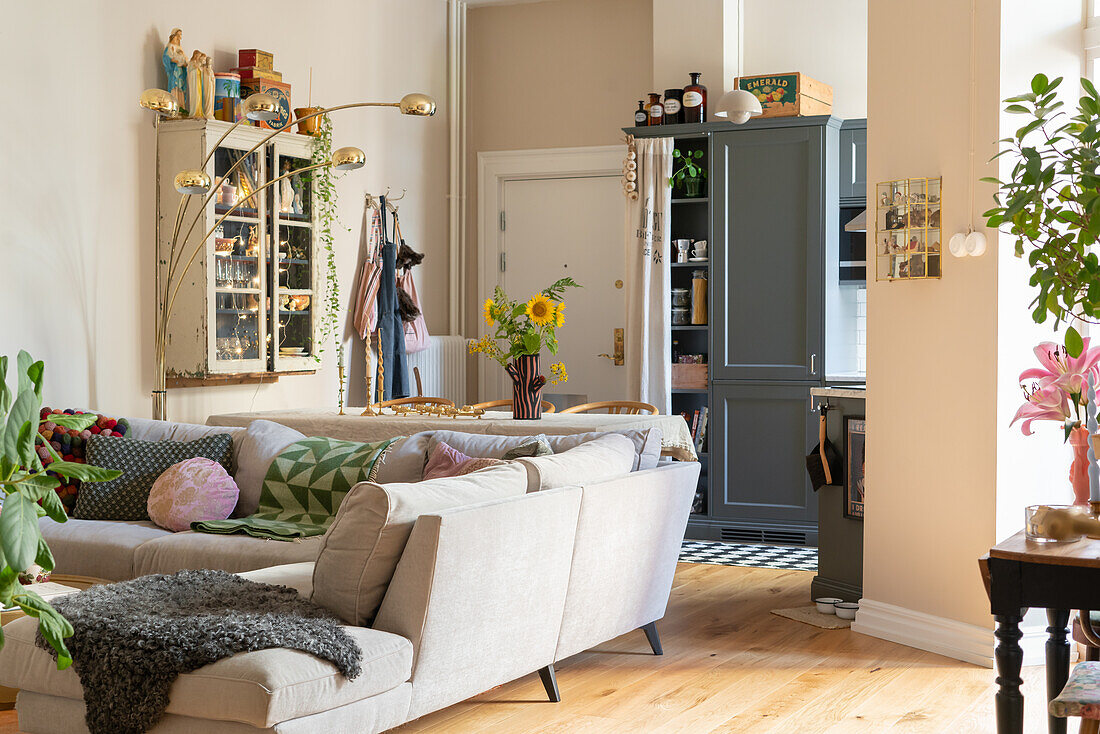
<box><xmin>331</xmin><ymin>147</ymin><xmax>367</xmax><ymax>171</ymax></box>
<box><xmin>399</xmin><ymin>93</ymin><xmax>436</xmax><ymax>117</ymax></box>
<box><xmin>242</xmin><ymin>92</ymin><xmax>281</xmax><ymax>122</ymax></box>
<box><xmin>174</xmin><ymin>169</ymin><xmax>212</xmax><ymax>195</ymax></box>
<box><xmin>139</xmin><ymin>88</ymin><xmax>179</xmax><ymax>117</ymax></box>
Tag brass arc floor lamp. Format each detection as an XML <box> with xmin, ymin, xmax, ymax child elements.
<box><xmin>139</xmin><ymin>89</ymin><xmax>436</xmax><ymax>421</ymax></box>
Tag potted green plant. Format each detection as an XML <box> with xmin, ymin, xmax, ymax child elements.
<box><xmin>469</xmin><ymin>278</ymin><xmax>579</xmax><ymax>419</ymax></box>
<box><xmin>0</xmin><ymin>352</ymin><xmax>121</xmax><ymax>669</ymax></box>
<box><xmin>984</xmin><ymin>73</ymin><xmax>1100</xmax><ymax>357</ymax></box>
<box><xmin>669</xmin><ymin>148</ymin><xmax>706</xmax><ymax>198</ymax></box>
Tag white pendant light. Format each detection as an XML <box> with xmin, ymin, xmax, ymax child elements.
<box><xmin>714</xmin><ymin>89</ymin><xmax>762</xmax><ymax>124</ymax></box>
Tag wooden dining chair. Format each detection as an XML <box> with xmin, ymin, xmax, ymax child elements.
<box><xmin>558</xmin><ymin>400</ymin><xmax>659</xmax><ymax>415</ymax></box>
<box><xmin>376</xmin><ymin>396</ymin><xmax>455</xmax><ymax>410</ymax></box>
<box><xmin>471</xmin><ymin>399</ymin><xmax>556</xmax><ymax>414</ymax></box>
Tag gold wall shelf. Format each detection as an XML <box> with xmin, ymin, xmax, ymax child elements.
<box><xmin>875</xmin><ymin>176</ymin><xmax>942</xmax><ymax>281</ymax></box>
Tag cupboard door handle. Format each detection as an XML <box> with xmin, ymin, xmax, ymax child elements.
<box><xmin>810</xmin><ymin>353</ymin><xmax>816</xmax><ymax>375</ymax></box>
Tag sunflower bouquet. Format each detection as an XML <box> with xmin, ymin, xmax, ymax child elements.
<box><xmin>470</xmin><ymin>277</ymin><xmax>579</xmax><ymax>373</ymax></box>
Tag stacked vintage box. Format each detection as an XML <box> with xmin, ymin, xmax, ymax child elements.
<box><xmin>234</xmin><ymin>49</ymin><xmax>291</xmax><ymax>129</ymax></box>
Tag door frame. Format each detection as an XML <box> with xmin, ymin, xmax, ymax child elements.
<box><xmin>476</xmin><ymin>145</ymin><xmax>623</xmax><ymax>401</ymax></box>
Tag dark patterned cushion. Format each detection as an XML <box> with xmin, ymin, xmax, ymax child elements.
<box><xmin>74</xmin><ymin>434</ymin><xmax>234</xmax><ymax>521</ymax></box>
<box><xmin>501</xmin><ymin>438</ymin><xmax>553</xmax><ymax>460</ymax></box>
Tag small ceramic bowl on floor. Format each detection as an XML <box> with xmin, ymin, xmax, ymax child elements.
<box><xmin>834</xmin><ymin>602</ymin><xmax>859</xmax><ymax>620</ymax></box>
<box><xmin>815</xmin><ymin>597</ymin><xmax>843</xmax><ymax>614</ymax></box>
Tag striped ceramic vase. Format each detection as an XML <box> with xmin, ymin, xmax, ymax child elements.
<box><xmin>506</xmin><ymin>354</ymin><xmax>547</xmax><ymax>420</ymax></box>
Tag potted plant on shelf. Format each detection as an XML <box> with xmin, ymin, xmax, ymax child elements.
<box><xmin>0</xmin><ymin>352</ymin><xmax>121</xmax><ymax>669</ymax></box>
<box><xmin>469</xmin><ymin>278</ymin><xmax>579</xmax><ymax>419</ymax></box>
<box><xmin>669</xmin><ymin>148</ymin><xmax>706</xmax><ymax>198</ymax></box>
<box><xmin>1011</xmin><ymin>338</ymin><xmax>1100</xmax><ymax>505</ymax></box>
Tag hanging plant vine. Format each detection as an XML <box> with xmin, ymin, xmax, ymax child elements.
<box><xmin>309</xmin><ymin>113</ymin><xmax>346</xmax><ymax>361</ymax></box>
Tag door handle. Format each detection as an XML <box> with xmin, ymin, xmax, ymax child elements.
<box><xmin>598</xmin><ymin>328</ymin><xmax>625</xmax><ymax>366</ymax></box>
<box><xmin>810</xmin><ymin>353</ymin><xmax>817</xmax><ymax>375</ymax></box>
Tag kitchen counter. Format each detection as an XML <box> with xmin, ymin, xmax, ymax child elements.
<box><xmin>811</xmin><ymin>385</ymin><xmax>866</xmax><ymax>400</ymax></box>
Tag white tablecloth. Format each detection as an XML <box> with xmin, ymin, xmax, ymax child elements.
<box><xmin>206</xmin><ymin>408</ymin><xmax>698</xmax><ymax>461</ymax></box>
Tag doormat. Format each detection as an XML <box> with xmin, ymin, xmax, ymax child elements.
<box><xmin>678</xmin><ymin>540</ymin><xmax>818</xmax><ymax>571</ymax></box>
<box><xmin>771</xmin><ymin>605</ymin><xmax>851</xmax><ymax>629</ymax></box>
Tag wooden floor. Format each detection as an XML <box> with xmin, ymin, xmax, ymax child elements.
<box><xmin>0</xmin><ymin>562</ymin><xmax>1049</xmax><ymax>733</ymax></box>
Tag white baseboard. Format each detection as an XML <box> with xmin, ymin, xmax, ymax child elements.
<box><xmin>852</xmin><ymin>598</ymin><xmax>1060</xmax><ymax>669</ymax></box>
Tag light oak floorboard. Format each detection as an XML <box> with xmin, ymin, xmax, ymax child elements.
<box><xmin>0</xmin><ymin>563</ymin><xmax>1056</xmax><ymax>733</ymax></box>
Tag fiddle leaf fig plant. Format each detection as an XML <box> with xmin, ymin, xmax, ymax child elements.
<box><xmin>0</xmin><ymin>351</ymin><xmax>121</xmax><ymax>669</ymax></box>
<box><xmin>983</xmin><ymin>73</ymin><xmax>1100</xmax><ymax>356</ymax></box>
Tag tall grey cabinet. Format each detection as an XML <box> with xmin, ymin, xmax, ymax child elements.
<box><xmin>626</xmin><ymin>115</ymin><xmax>841</xmax><ymax>546</ymax></box>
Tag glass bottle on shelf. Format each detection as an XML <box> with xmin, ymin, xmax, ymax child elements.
<box><xmin>683</xmin><ymin>72</ymin><xmax>707</xmax><ymax>123</ymax></box>
<box><xmin>663</xmin><ymin>89</ymin><xmax>684</xmax><ymax>125</ymax></box>
<box><xmin>634</xmin><ymin>100</ymin><xmax>648</xmax><ymax>126</ymax></box>
<box><xmin>647</xmin><ymin>93</ymin><xmax>664</xmax><ymax>126</ymax></box>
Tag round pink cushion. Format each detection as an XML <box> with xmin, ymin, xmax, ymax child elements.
<box><xmin>147</xmin><ymin>457</ymin><xmax>239</xmax><ymax>532</ymax></box>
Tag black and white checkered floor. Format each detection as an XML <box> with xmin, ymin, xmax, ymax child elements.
<box><xmin>678</xmin><ymin>540</ymin><xmax>818</xmax><ymax>571</ymax></box>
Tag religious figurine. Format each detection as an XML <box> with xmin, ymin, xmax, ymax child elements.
<box><xmin>187</xmin><ymin>50</ymin><xmax>207</xmax><ymax>119</ymax></box>
<box><xmin>291</xmin><ymin>169</ymin><xmax>304</xmax><ymax>216</ymax></box>
<box><xmin>162</xmin><ymin>28</ymin><xmax>187</xmax><ymax>113</ymax></box>
<box><xmin>202</xmin><ymin>55</ymin><xmax>215</xmax><ymax>120</ymax></box>
<box><xmin>280</xmin><ymin>159</ymin><xmax>294</xmax><ymax>213</ymax></box>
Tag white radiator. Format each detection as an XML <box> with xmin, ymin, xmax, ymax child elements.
<box><xmin>406</xmin><ymin>336</ymin><xmax>468</xmax><ymax>405</ymax></box>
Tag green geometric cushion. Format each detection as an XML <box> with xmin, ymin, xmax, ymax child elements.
<box><xmin>193</xmin><ymin>436</ymin><xmax>398</xmax><ymax>540</ymax></box>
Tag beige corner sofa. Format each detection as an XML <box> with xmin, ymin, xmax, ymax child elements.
<box><xmin>0</xmin><ymin>417</ymin><xmax>699</xmax><ymax>733</ymax></box>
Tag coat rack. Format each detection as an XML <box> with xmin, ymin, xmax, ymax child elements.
<box><xmin>364</xmin><ymin>187</ymin><xmax>406</xmax><ymax>214</ymax></box>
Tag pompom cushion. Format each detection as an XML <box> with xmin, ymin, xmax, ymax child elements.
<box><xmin>422</xmin><ymin>441</ymin><xmax>506</xmax><ymax>480</ymax></box>
<box><xmin>147</xmin><ymin>457</ymin><xmax>240</xmax><ymax>532</ymax></box>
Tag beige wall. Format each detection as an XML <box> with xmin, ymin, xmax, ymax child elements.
<box><xmin>862</xmin><ymin>0</ymin><xmax>1002</xmax><ymax>630</ymax></box>
<box><xmin>2</xmin><ymin>2</ymin><xmax>448</xmax><ymax>423</ymax></box>
<box><xmin>464</xmin><ymin>0</ymin><xmax>654</xmax><ymax>397</ymax></box>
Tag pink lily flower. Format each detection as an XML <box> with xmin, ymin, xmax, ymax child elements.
<box><xmin>1011</xmin><ymin>381</ymin><xmax>1073</xmax><ymax>436</ymax></box>
<box><xmin>1019</xmin><ymin>338</ymin><xmax>1100</xmax><ymax>398</ymax></box>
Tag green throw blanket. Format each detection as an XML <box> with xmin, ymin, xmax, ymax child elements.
<box><xmin>193</xmin><ymin>436</ymin><xmax>400</xmax><ymax>541</ymax></box>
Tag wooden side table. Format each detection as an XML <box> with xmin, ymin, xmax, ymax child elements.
<box><xmin>0</xmin><ymin>575</ymin><xmax>105</xmax><ymax>710</ymax></box>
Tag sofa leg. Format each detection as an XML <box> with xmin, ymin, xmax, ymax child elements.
<box><xmin>642</xmin><ymin>621</ymin><xmax>663</xmax><ymax>655</ymax></box>
<box><xmin>538</xmin><ymin>664</ymin><xmax>561</xmax><ymax>703</ymax></box>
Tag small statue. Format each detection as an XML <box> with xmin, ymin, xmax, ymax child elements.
<box><xmin>187</xmin><ymin>50</ymin><xmax>207</xmax><ymax>119</ymax></box>
<box><xmin>280</xmin><ymin>159</ymin><xmax>294</xmax><ymax>213</ymax></box>
<box><xmin>202</xmin><ymin>55</ymin><xmax>215</xmax><ymax>120</ymax></box>
<box><xmin>162</xmin><ymin>28</ymin><xmax>187</xmax><ymax>113</ymax></box>
<box><xmin>291</xmin><ymin>170</ymin><xmax>304</xmax><ymax>216</ymax></box>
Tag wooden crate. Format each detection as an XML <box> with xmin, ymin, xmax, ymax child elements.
<box><xmin>672</xmin><ymin>363</ymin><xmax>708</xmax><ymax>389</ymax></box>
<box><xmin>734</xmin><ymin>72</ymin><xmax>833</xmax><ymax>118</ymax></box>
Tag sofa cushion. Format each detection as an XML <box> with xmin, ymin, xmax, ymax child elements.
<box><xmin>133</xmin><ymin>531</ymin><xmax>323</xmax><ymax>577</ymax></box>
<box><xmin>125</xmin><ymin>417</ymin><xmax>246</xmax><ymax>444</ymax></box>
<box><xmin>422</xmin><ymin>441</ymin><xmax>506</xmax><ymax>480</ymax></box>
<box><xmin>311</xmin><ymin>463</ymin><xmax>529</xmax><ymax>626</ymax></box>
<box><xmin>518</xmin><ymin>433</ymin><xmax>636</xmax><ymax>492</ymax></box>
<box><xmin>75</xmin><ymin>433</ymin><xmax>235</xmax><ymax>521</ymax></box>
<box><xmin>147</xmin><ymin>458</ymin><xmax>239</xmax><ymax>532</ymax></box>
<box><xmin>0</xmin><ymin>615</ymin><xmax>412</xmax><ymax>729</ymax></box>
<box><xmin>231</xmin><ymin>420</ymin><xmax>306</xmax><ymax>516</ymax></box>
<box><xmin>373</xmin><ymin>433</ymin><xmax>433</xmax><ymax>484</ymax></box>
<box><xmin>38</xmin><ymin>518</ymin><xmax>172</xmax><ymax>581</ymax></box>
<box><xmin>429</xmin><ymin>428</ymin><xmax>661</xmax><ymax>472</ymax></box>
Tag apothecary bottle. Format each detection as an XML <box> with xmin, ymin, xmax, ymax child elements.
<box><xmin>647</xmin><ymin>93</ymin><xmax>664</xmax><ymax>125</ymax></box>
<box><xmin>683</xmin><ymin>72</ymin><xmax>707</xmax><ymax>123</ymax></box>
<box><xmin>662</xmin><ymin>88</ymin><xmax>684</xmax><ymax>125</ymax></box>
<box><xmin>634</xmin><ymin>100</ymin><xmax>647</xmax><ymax>126</ymax></box>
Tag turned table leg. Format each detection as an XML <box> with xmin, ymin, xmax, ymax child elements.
<box><xmin>996</xmin><ymin>612</ymin><xmax>1025</xmax><ymax>734</ymax></box>
<box><xmin>1047</xmin><ymin>609</ymin><xmax>1070</xmax><ymax>734</ymax></box>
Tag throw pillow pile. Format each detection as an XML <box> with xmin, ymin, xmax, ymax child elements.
<box><xmin>35</xmin><ymin>407</ymin><xmax>130</xmax><ymax>514</ymax></box>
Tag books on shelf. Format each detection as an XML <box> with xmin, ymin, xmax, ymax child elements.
<box><xmin>680</xmin><ymin>407</ymin><xmax>709</xmax><ymax>454</ymax></box>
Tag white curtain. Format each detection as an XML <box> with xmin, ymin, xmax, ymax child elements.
<box><xmin>625</xmin><ymin>137</ymin><xmax>673</xmax><ymax>414</ymax></box>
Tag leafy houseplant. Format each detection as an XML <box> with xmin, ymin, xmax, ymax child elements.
<box><xmin>469</xmin><ymin>278</ymin><xmax>579</xmax><ymax>419</ymax></box>
<box><xmin>983</xmin><ymin>73</ymin><xmax>1100</xmax><ymax>358</ymax></box>
<box><xmin>309</xmin><ymin>112</ymin><xmax>346</xmax><ymax>360</ymax></box>
<box><xmin>669</xmin><ymin>148</ymin><xmax>706</xmax><ymax>197</ymax></box>
<box><xmin>0</xmin><ymin>352</ymin><xmax>121</xmax><ymax>668</ymax></box>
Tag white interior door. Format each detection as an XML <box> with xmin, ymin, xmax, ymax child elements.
<box><xmin>487</xmin><ymin>174</ymin><xmax>626</xmax><ymax>405</ymax></box>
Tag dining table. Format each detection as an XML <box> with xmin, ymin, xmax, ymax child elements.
<box><xmin>981</xmin><ymin>530</ymin><xmax>1100</xmax><ymax>734</ymax></box>
<box><xmin>206</xmin><ymin>407</ymin><xmax>699</xmax><ymax>461</ymax></box>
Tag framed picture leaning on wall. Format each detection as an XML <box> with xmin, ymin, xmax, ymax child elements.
<box><xmin>844</xmin><ymin>416</ymin><xmax>865</xmax><ymax>520</ymax></box>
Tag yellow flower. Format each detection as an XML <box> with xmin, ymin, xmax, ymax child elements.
<box><xmin>526</xmin><ymin>294</ymin><xmax>554</xmax><ymax>325</ymax></box>
<box><xmin>553</xmin><ymin>302</ymin><xmax>565</xmax><ymax>328</ymax></box>
<box><xmin>483</xmin><ymin>298</ymin><xmax>495</xmax><ymax>327</ymax></box>
<box><xmin>550</xmin><ymin>361</ymin><xmax>569</xmax><ymax>385</ymax></box>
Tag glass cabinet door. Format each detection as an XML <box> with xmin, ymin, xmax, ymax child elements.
<box><xmin>269</xmin><ymin>145</ymin><xmax>316</xmax><ymax>369</ymax></box>
<box><xmin>211</xmin><ymin>143</ymin><xmax>266</xmax><ymax>372</ymax></box>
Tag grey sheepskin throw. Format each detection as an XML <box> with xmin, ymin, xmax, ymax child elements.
<box><xmin>36</xmin><ymin>569</ymin><xmax>362</xmax><ymax>734</ymax></box>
